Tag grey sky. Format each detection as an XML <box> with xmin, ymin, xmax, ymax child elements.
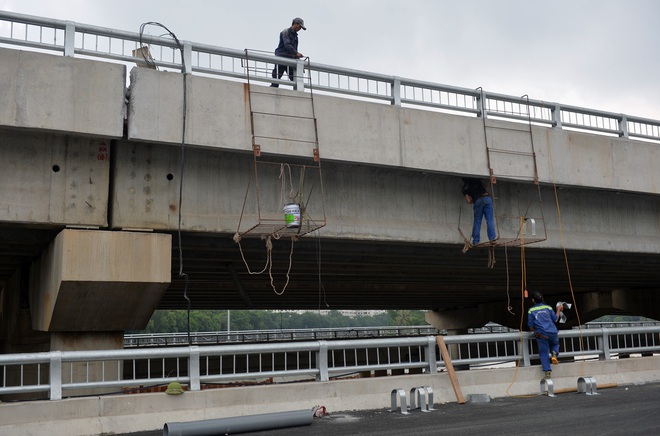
<box><xmin>3</xmin><ymin>0</ymin><xmax>659</xmax><ymax>119</ymax></box>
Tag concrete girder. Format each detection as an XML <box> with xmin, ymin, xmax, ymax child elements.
<box><xmin>29</xmin><ymin>229</ymin><xmax>171</xmax><ymax>332</ymax></box>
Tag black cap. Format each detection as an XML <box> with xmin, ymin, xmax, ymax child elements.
<box><xmin>293</xmin><ymin>17</ymin><xmax>306</xmax><ymax>30</ymax></box>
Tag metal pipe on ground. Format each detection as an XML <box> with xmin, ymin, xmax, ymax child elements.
<box><xmin>163</xmin><ymin>409</ymin><xmax>314</xmax><ymax>435</ymax></box>
<box><xmin>553</xmin><ymin>382</ymin><xmax>618</xmax><ymax>395</ymax></box>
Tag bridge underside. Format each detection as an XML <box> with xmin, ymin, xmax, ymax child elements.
<box><xmin>3</xmin><ymin>226</ymin><xmax>660</xmax><ymax>340</ymax></box>
<box><xmin>3</xmin><ymin>226</ymin><xmax>659</xmax><ymax>317</ymax></box>
<box><xmin>159</xmin><ymin>231</ymin><xmax>660</xmax><ymax>316</ymax></box>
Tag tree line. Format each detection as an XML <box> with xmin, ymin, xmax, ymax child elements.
<box><xmin>131</xmin><ymin>309</ymin><xmax>429</xmax><ymax>334</ymax></box>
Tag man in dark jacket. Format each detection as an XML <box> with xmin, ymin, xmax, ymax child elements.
<box><xmin>270</xmin><ymin>17</ymin><xmax>306</xmax><ymax>87</ymax></box>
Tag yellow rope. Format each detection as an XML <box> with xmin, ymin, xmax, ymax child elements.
<box><xmin>505</xmin><ymin>217</ymin><xmax>539</xmax><ymax>398</ymax></box>
<box><xmin>507</xmin><ymin>135</ymin><xmax>588</xmax><ymax>396</ymax></box>
<box><xmin>546</xmin><ymin>141</ymin><xmax>586</xmax><ymax>376</ymax></box>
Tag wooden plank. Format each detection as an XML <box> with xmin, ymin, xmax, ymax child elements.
<box><xmin>436</xmin><ymin>335</ymin><xmax>465</xmax><ymax>404</ymax></box>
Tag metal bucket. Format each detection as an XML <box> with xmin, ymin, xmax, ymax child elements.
<box><xmin>283</xmin><ymin>203</ymin><xmax>301</xmax><ymax>228</ymax></box>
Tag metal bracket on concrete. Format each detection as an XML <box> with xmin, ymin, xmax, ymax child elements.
<box><xmin>577</xmin><ymin>376</ymin><xmax>599</xmax><ymax>395</ymax></box>
<box><xmin>540</xmin><ymin>378</ymin><xmax>556</xmax><ymax>397</ymax></box>
<box><xmin>390</xmin><ymin>389</ymin><xmax>409</xmax><ymax>415</ymax></box>
<box><xmin>423</xmin><ymin>386</ymin><xmax>436</xmax><ymax>411</ymax></box>
<box><xmin>409</xmin><ymin>386</ymin><xmax>436</xmax><ymax>412</ymax></box>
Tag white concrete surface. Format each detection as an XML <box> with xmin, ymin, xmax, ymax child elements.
<box><xmin>110</xmin><ymin>141</ymin><xmax>660</xmax><ymax>253</ymax></box>
<box><xmin>0</xmin><ymin>129</ymin><xmax>110</xmax><ymax>226</ymax></box>
<box><xmin>126</xmin><ymin>67</ymin><xmax>660</xmax><ymax>195</ymax></box>
<box><xmin>0</xmin><ymin>47</ymin><xmax>126</xmax><ymax>138</ymax></box>
<box><xmin>0</xmin><ymin>48</ymin><xmax>658</xmax><ymax>252</ymax></box>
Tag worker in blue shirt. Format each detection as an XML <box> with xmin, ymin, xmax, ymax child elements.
<box><xmin>528</xmin><ymin>291</ymin><xmax>564</xmax><ymax>379</ymax></box>
<box><xmin>270</xmin><ymin>17</ymin><xmax>306</xmax><ymax>87</ymax></box>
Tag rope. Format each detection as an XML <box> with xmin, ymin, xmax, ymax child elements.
<box><xmin>487</xmin><ymin>246</ymin><xmax>496</xmax><ymax>268</ymax></box>
<box><xmin>233</xmin><ymin>232</ymin><xmax>270</xmax><ymax>275</ymax></box>
<box><xmin>269</xmin><ymin>236</ymin><xmax>296</xmax><ymax>296</ymax></box>
<box><xmin>546</xmin><ymin>133</ymin><xmax>586</xmax><ymax>376</ymax></box>
<box><xmin>233</xmin><ymin>233</ymin><xmax>297</xmax><ymax>296</ymax></box>
<box><xmin>505</xmin><ymin>218</ymin><xmax>539</xmax><ymax>398</ymax></box>
<box><xmin>279</xmin><ymin>163</ymin><xmax>296</xmax><ymax>205</ymax></box>
<box><xmin>504</xmin><ymin>245</ymin><xmax>514</xmax><ymax>315</ymax></box>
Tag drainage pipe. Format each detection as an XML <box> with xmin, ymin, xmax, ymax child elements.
<box><xmin>163</xmin><ymin>409</ymin><xmax>314</xmax><ymax>436</ymax></box>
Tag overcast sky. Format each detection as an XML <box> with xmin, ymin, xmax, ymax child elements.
<box><xmin>3</xmin><ymin>0</ymin><xmax>659</xmax><ymax>120</ymax></box>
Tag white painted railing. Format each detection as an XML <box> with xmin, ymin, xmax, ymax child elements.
<box><xmin>1</xmin><ymin>326</ymin><xmax>658</xmax><ymax>401</ymax></box>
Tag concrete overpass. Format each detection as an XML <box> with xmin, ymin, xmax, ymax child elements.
<box><xmin>1</xmin><ymin>12</ymin><xmax>660</xmax><ymax>355</ymax></box>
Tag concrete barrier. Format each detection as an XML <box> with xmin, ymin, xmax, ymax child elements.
<box><xmin>0</xmin><ymin>356</ymin><xmax>657</xmax><ymax>435</ymax></box>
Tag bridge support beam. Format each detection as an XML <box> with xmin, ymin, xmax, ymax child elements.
<box><xmin>6</xmin><ymin>229</ymin><xmax>172</xmax><ymax>397</ymax></box>
<box><xmin>425</xmin><ymin>300</ymin><xmax>521</xmax><ymax>332</ymax></box>
<box><xmin>569</xmin><ymin>289</ymin><xmax>660</xmax><ymax>323</ymax></box>
<box><xmin>29</xmin><ymin>229</ymin><xmax>171</xmax><ymax>333</ymax></box>
<box><xmin>1</xmin><ymin>229</ymin><xmax>169</xmax><ymax>398</ymax></box>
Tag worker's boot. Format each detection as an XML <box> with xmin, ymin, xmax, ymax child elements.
<box><xmin>551</xmin><ymin>351</ymin><xmax>559</xmax><ymax>365</ymax></box>
<box><xmin>544</xmin><ymin>371</ymin><xmax>552</xmax><ymax>379</ymax></box>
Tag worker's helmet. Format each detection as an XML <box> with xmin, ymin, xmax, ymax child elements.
<box><xmin>165</xmin><ymin>381</ymin><xmax>184</xmax><ymax>395</ymax></box>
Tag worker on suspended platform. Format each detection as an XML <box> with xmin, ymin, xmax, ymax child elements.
<box><xmin>461</xmin><ymin>177</ymin><xmax>496</xmax><ymax>247</ymax></box>
<box><xmin>528</xmin><ymin>291</ymin><xmax>564</xmax><ymax>379</ymax></box>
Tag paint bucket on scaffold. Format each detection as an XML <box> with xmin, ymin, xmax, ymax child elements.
<box><xmin>283</xmin><ymin>203</ymin><xmax>301</xmax><ymax>228</ymax></box>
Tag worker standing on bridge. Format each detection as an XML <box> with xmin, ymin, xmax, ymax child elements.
<box><xmin>461</xmin><ymin>178</ymin><xmax>496</xmax><ymax>247</ymax></box>
<box><xmin>528</xmin><ymin>291</ymin><xmax>563</xmax><ymax>379</ymax></box>
<box><xmin>270</xmin><ymin>17</ymin><xmax>306</xmax><ymax>87</ymax></box>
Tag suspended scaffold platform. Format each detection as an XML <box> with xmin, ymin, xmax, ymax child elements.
<box><xmin>459</xmin><ymin>90</ymin><xmax>547</xmax><ymax>260</ymax></box>
<box><xmin>236</xmin><ymin>50</ymin><xmax>326</xmax><ymax>240</ymax></box>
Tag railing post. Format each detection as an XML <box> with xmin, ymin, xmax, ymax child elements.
<box><xmin>188</xmin><ymin>346</ymin><xmax>201</xmax><ymax>391</ymax></box>
<box><xmin>619</xmin><ymin>114</ymin><xmax>629</xmax><ymax>138</ymax></box>
<box><xmin>426</xmin><ymin>336</ymin><xmax>438</xmax><ymax>374</ymax></box>
<box><xmin>551</xmin><ymin>103</ymin><xmax>562</xmax><ymax>129</ymax></box>
<box><xmin>476</xmin><ymin>88</ymin><xmax>487</xmax><ymax>120</ymax></box>
<box><xmin>600</xmin><ymin>328</ymin><xmax>611</xmax><ymax>360</ymax></box>
<box><xmin>521</xmin><ymin>334</ymin><xmax>531</xmax><ymax>367</ymax></box>
<box><xmin>64</xmin><ymin>22</ymin><xmax>75</xmax><ymax>57</ymax></box>
<box><xmin>317</xmin><ymin>340</ymin><xmax>329</xmax><ymax>382</ymax></box>
<box><xmin>49</xmin><ymin>351</ymin><xmax>63</xmax><ymax>400</ymax></box>
<box><xmin>392</xmin><ymin>76</ymin><xmax>401</xmax><ymax>106</ymax></box>
<box><xmin>294</xmin><ymin>58</ymin><xmax>306</xmax><ymax>91</ymax></box>
<box><xmin>182</xmin><ymin>42</ymin><xmax>193</xmax><ymax>75</ymax></box>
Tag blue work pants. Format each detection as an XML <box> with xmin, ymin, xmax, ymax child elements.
<box><xmin>536</xmin><ymin>333</ymin><xmax>559</xmax><ymax>371</ymax></box>
<box><xmin>471</xmin><ymin>195</ymin><xmax>496</xmax><ymax>244</ymax></box>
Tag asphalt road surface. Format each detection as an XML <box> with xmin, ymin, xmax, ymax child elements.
<box><xmin>131</xmin><ymin>381</ymin><xmax>660</xmax><ymax>436</ymax></box>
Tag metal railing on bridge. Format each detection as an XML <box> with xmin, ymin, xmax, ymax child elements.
<box><xmin>1</xmin><ymin>326</ymin><xmax>658</xmax><ymax>401</ymax></box>
<box><xmin>124</xmin><ymin>326</ymin><xmax>443</xmax><ymax>347</ymax></box>
<box><xmin>1</xmin><ymin>11</ymin><xmax>659</xmax><ymax>143</ymax></box>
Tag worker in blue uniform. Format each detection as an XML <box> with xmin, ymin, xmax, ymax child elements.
<box><xmin>528</xmin><ymin>291</ymin><xmax>564</xmax><ymax>379</ymax></box>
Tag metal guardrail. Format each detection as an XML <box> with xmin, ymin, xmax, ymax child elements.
<box><xmin>1</xmin><ymin>11</ymin><xmax>659</xmax><ymax>143</ymax></box>
<box><xmin>124</xmin><ymin>326</ymin><xmax>442</xmax><ymax>347</ymax></box>
<box><xmin>1</xmin><ymin>326</ymin><xmax>658</xmax><ymax>401</ymax></box>
<box><xmin>124</xmin><ymin>322</ymin><xmax>655</xmax><ymax>347</ymax></box>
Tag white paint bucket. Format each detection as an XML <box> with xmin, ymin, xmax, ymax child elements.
<box><xmin>283</xmin><ymin>203</ymin><xmax>301</xmax><ymax>228</ymax></box>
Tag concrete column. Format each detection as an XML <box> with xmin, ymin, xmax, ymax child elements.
<box><xmin>1</xmin><ymin>268</ymin><xmax>50</xmax><ymax>354</ymax></box>
<box><xmin>1</xmin><ymin>269</ymin><xmax>50</xmax><ymax>401</ymax></box>
<box><xmin>51</xmin><ymin>332</ymin><xmax>124</xmax><ymax>397</ymax></box>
